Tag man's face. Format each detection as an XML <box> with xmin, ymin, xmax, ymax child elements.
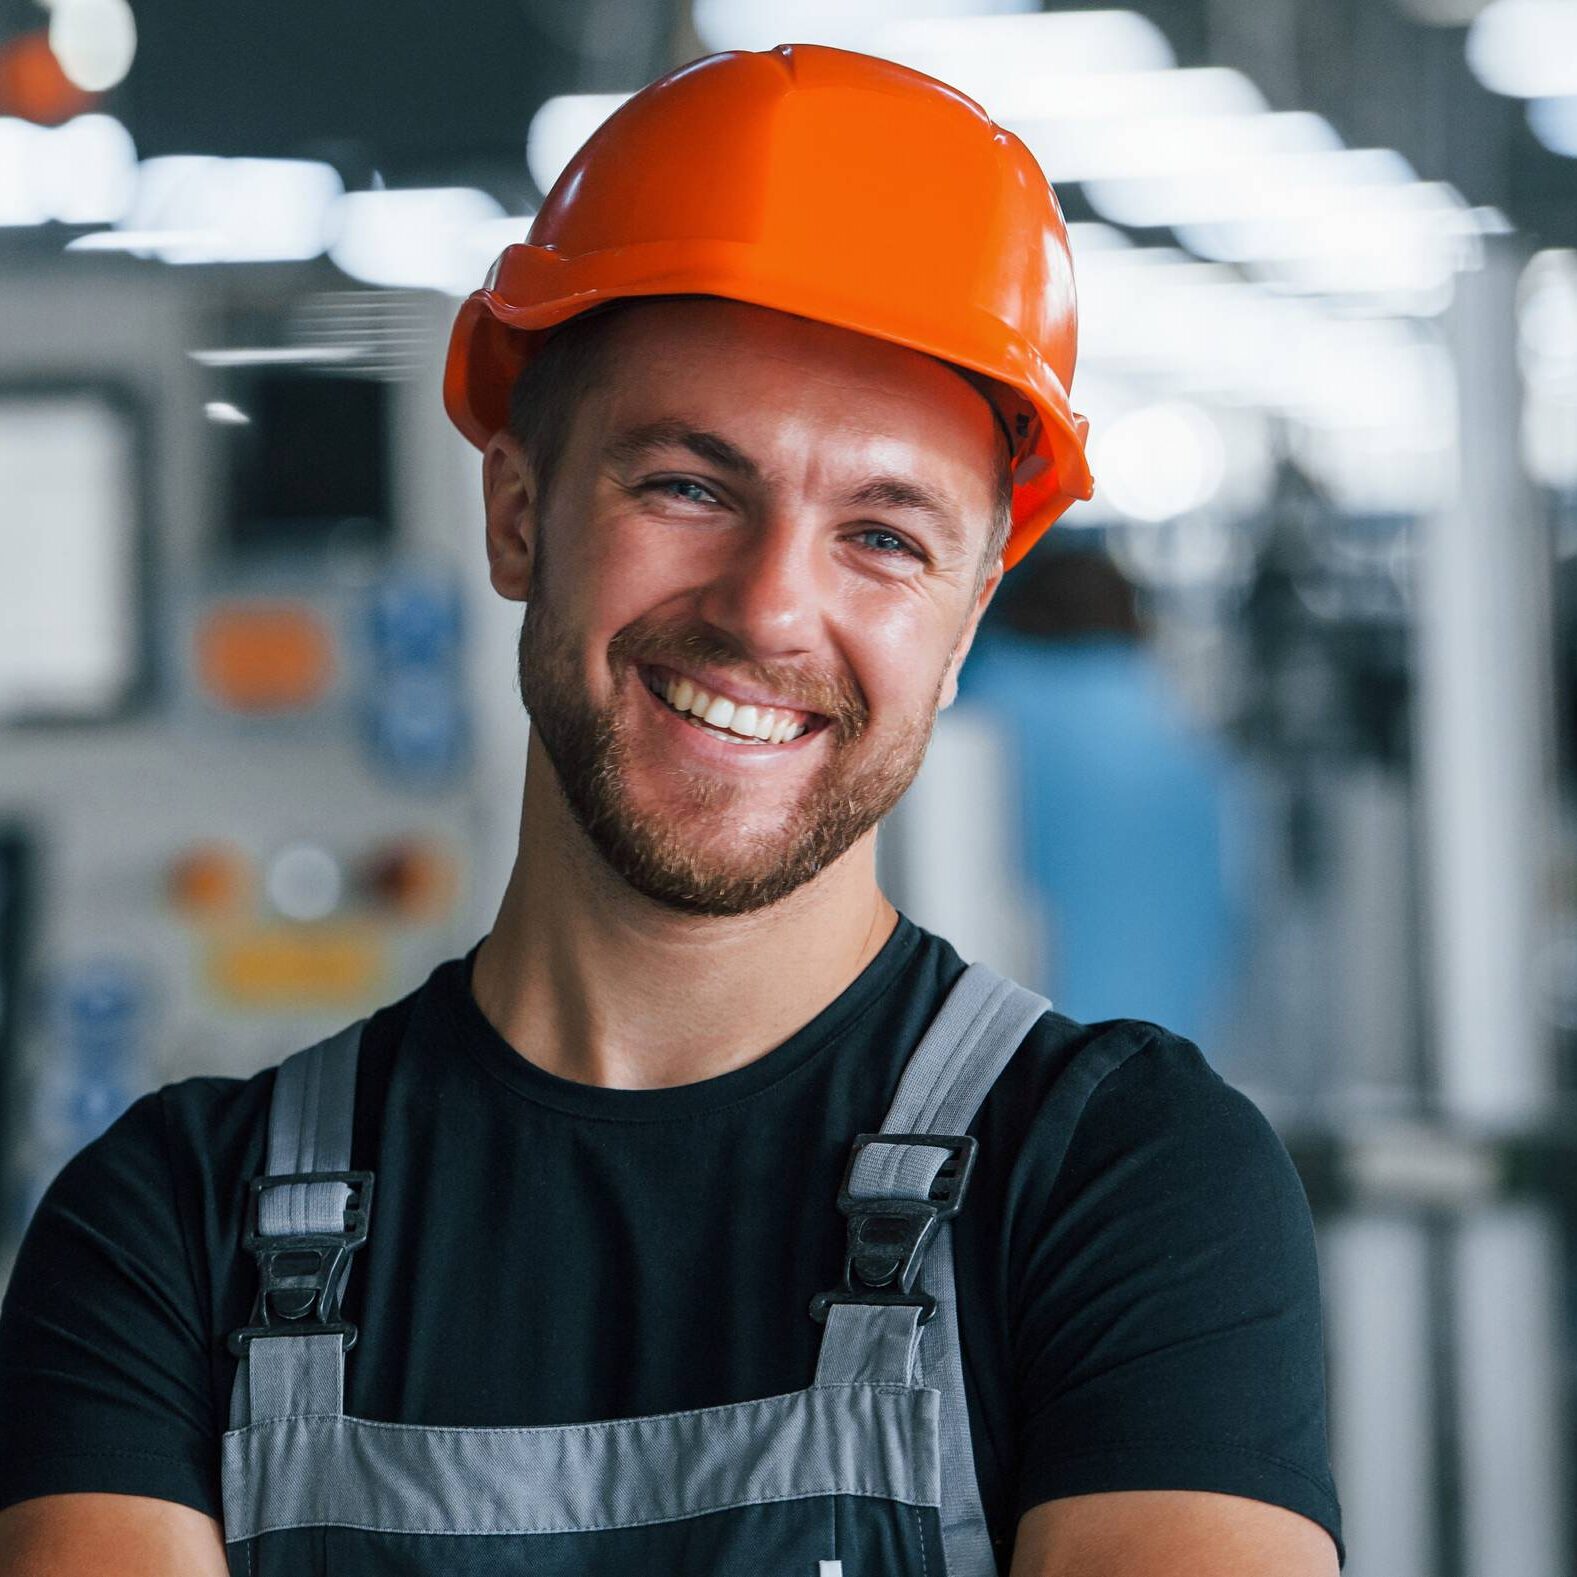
<box><xmin>486</xmin><ymin>297</ymin><xmax>1005</xmax><ymax>916</ymax></box>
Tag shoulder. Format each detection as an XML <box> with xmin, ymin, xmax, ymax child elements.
<box><xmin>971</xmin><ymin>1008</ymin><xmax>1318</xmax><ymax>1306</ymax></box>
<box><xmin>999</xmin><ymin>1010</ymin><xmax>1300</xmax><ymax>1200</ymax></box>
<box><xmin>27</xmin><ymin>987</ymin><xmax>419</xmax><ymax>1316</ymax></box>
<box><xmin>40</xmin><ymin>1068</ymin><xmax>270</xmax><ymax>1244</ymax></box>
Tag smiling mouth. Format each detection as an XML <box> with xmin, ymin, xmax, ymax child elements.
<box><xmin>639</xmin><ymin>664</ymin><xmax>829</xmax><ymax>748</ymax></box>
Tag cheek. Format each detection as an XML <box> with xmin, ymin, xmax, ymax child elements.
<box><xmin>583</xmin><ymin>507</ymin><xmax>697</xmax><ymax>609</ymax></box>
<box><xmin>844</xmin><ymin>600</ymin><xmax>955</xmax><ymax>718</ymax></box>
<box><xmin>557</xmin><ymin>518</ymin><xmax>686</xmax><ymax>663</ymax></box>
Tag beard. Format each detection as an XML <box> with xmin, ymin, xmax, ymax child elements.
<box><xmin>516</xmin><ymin>580</ymin><xmax>946</xmax><ymax>918</ymax></box>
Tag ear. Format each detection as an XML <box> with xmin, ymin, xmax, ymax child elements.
<box><xmin>482</xmin><ymin>429</ymin><xmax>539</xmax><ymax>603</ymax></box>
<box><xmin>938</xmin><ymin>556</ymin><xmax>1004</xmax><ymax>710</ymax></box>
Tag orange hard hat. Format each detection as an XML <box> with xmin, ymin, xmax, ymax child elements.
<box><xmin>445</xmin><ymin>42</ymin><xmax>1093</xmax><ymax>570</ymax></box>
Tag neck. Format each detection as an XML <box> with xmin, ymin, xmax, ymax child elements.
<box><xmin>471</xmin><ymin>736</ymin><xmax>900</xmax><ymax>1090</ymax></box>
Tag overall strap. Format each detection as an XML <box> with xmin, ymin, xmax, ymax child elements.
<box><xmin>227</xmin><ymin>1020</ymin><xmax>372</xmax><ymax>1430</ymax></box>
<box><xmin>813</xmin><ymin>961</ymin><xmax>1051</xmax><ymax>1577</ymax></box>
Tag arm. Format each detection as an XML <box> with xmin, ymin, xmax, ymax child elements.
<box><xmin>1009</xmin><ymin>1491</ymin><xmax>1339</xmax><ymax>1577</ymax></box>
<box><xmin>0</xmin><ymin>1493</ymin><xmax>227</xmax><ymax>1577</ymax></box>
<box><xmin>1000</xmin><ymin>1028</ymin><xmax>1344</xmax><ymax>1567</ymax></box>
<box><xmin>0</xmin><ymin>1088</ymin><xmax>247</xmax><ymax>1544</ymax></box>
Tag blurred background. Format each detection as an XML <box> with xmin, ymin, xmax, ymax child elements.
<box><xmin>2</xmin><ymin>0</ymin><xmax>1576</xmax><ymax>1570</ymax></box>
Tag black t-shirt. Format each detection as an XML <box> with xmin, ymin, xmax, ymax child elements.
<box><xmin>0</xmin><ymin>915</ymin><xmax>1343</xmax><ymax>1568</ymax></box>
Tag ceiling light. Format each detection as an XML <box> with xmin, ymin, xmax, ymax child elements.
<box><xmin>0</xmin><ymin>112</ymin><xmax>135</xmax><ymax>227</ymax></box>
<box><xmin>1080</xmin><ymin>112</ymin><xmax>1343</xmax><ymax>223</ymax></box>
<box><xmin>878</xmin><ymin>9</ymin><xmax>1176</xmax><ymax>106</ymax></box>
<box><xmin>35</xmin><ymin>113</ymin><xmax>136</xmax><ymax>224</ymax></box>
<box><xmin>996</xmin><ymin>64</ymin><xmax>1263</xmax><ymax>129</ymax></box>
<box><xmin>1466</xmin><ymin>0</ymin><xmax>1577</xmax><ymax>98</ymax></box>
<box><xmin>0</xmin><ymin>119</ymin><xmax>48</xmax><ymax>225</ymax></box>
<box><xmin>328</xmin><ymin>188</ymin><xmax>508</xmax><ymax>295</ymax></box>
<box><xmin>105</xmin><ymin>155</ymin><xmax>342</xmax><ymax>263</ymax></box>
<box><xmin>691</xmin><ymin>0</ymin><xmax>1033</xmax><ymax>54</ymax></box>
<box><xmin>48</xmin><ymin>0</ymin><xmax>137</xmax><ymax>93</ymax></box>
<box><xmin>1528</xmin><ymin>95</ymin><xmax>1577</xmax><ymax>155</ymax></box>
<box><xmin>1091</xmin><ymin>400</ymin><xmax>1226</xmax><ymax>523</ymax></box>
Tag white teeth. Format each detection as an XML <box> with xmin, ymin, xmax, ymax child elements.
<box><xmin>650</xmin><ymin>669</ymin><xmax>812</xmax><ymax>745</ymax></box>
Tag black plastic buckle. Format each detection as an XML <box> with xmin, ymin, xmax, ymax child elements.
<box><xmin>808</xmin><ymin>1133</ymin><xmax>977</xmax><ymax>1326</ymax></box>
<box><xmin>227</xmin><ymin>1170</ymin><xmax>374</xmax><ymax>1356</ymax></box>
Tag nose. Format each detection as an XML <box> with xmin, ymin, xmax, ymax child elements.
<box><xmin>694</xmin><ymin>510</ymin><xmax>827</xmax><ymax>660</ymax></box>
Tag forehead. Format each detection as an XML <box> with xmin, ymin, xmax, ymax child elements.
<box><xmin>589</xmin><ymin>298</ymin><xmax>1002</xmax><ymax>493</ymax></box>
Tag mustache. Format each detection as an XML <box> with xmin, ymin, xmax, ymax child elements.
<box><xmin>607</xmin><ymin>621</ymin><xmax>867</xmax><ymax>735</ymax></box>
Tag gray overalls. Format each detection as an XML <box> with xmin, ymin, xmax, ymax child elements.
<box><xmin>221</xmin><ymin>962</ymin><xmax>1050</xmax><ymax>1575</ymax></box>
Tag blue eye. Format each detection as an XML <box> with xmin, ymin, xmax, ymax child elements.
<box><xmin>856</xmin><ymin>527</ymin><xmax>922</xmax><ymax>559</ymax></box>
<box><xmin>647</xmin><ymin>478</ymin><xmax>719</xmax><ymax>506</ymax></box>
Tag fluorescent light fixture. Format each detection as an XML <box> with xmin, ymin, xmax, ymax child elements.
<box><xmin>1066</xmin><ymin>221</ymin><xmax>1135</xmax><ymax>258</ymax></box>
<box><xmin>328</xmin><ymin>188</ymin><xmax>508</xmax><ymax>295</ymax></box>
<box><xmin>1467</xmin><ymin>0</ymin><xmax>1577</xmax><ymax>98</ymax></box>
<box><xmin>1163</xmin><ymin>147</ymin><xmax>1418</xmax><ymax>238</ymax></box>
<box><xmin>1006</xmin><ymin>73</ymin><xmax>1274</xmax><ymax>183</ymax></box>
<box><xmin>527</xmin><ymin>94</ymin><xmax>631</xmax><ymax>198</ymax></box>
<box><xmin>535</xmin><ymin>15</ymin><xmax>1173</xmax><ymax>195</ymax></box>
<box><xmin>48</xmin><ymin>0</ymin><xmax>137</xmax><ymax>93</ymax></box>
<box><xmin>1080</xmin><ymin>112</ymin><xmax>1343</xmax><ymax>222</ymax></box>
<box><xmin>1078</xmin><ymin>249</ymin><xmax>1266</xmax><ymax>397</ymax></box>
<box><xmin>0</xmin><ymin>119</ymin><xmax>48</xmax><ymax>226</ymax></box>
<box><xmin>1518</xmin><ymin>248</ymin><xmax>1577</xmax><ymax>388</ymax></box>
<box><xmin>1090</xmin><ymin>399</ymin><xmax>1226</xmax><ymax>523</ymax></box>
<box><xmin>68</xmin><ymin>227</ymin><xmax>217</xmax><ymax>255</ymax></box>
<box><xmin>1288</xmin><ymin>328</ymin><xmax>1457</xmax><ymax>513</ymax></box>
<box><xmin>878</xmin><ymin>10</ymin><xmax>1176</xmax><ymax>108</ymax></box>
<box><xmin>692</xmin><ymin>0</ymin><xmax>1034</xmax><ymax>54</ymax></box>
<box><xmin>204</xmin><ymin>401</ymin><xmax>251</xmax><ymax>425</ymax></box>
<box><xmin>1169</xmin><ymin>155</ymin><xmax>1430</xmax><ymax>258</ymax></box>
<box><xmin>1233</xmin><ymin>185</ymin><xmax>1480</xmax><ymax>313</ymax></box>
<box><xmin>0</xmin><ymin>113</ymin><xmax>137</xmax><ymax>227</ymax></box>
<box><xmin>996</xmin><ymin>64</ymin><xmax>1264</xmax><ymax>129</ymax></box>
<box><xmin>1073</xmin><ymin>248</ymin><xmax>1462</xmax><ymax>514</ymax></box>
<box><xmin>1528</xmin><ymin>95</ymin><xmax>1577</xmax><ymax>155</ymax></box>
<box><xmin>101</xmin><ymin>155</ymin><xmax>343</xmax><ymax>263</ymax></box>
<box><xmin>189</xmin><ymin>347</ymin><xmax>368</xmax><ymax>367</ymax></box>
<box><xmin>1519</xmin><ymin>251</ymin><xmax>1577</xmax><ymax>488</ymax></box>
<box><xmin>1074</xmin><ymin>243</ymin><xmax>1340</xmax><ymax>413</ymax></box>
<box><xmin>1522</xmin><ymin>391</ymin><xmax>1577</xmax><ymax>487</ymax></box>
<box><xmin>36</xmin><ymin>114</ymin><xmax>137</xmax><ymax>224</ymax></box>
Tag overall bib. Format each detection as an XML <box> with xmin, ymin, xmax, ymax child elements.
<box><xmin>221</xmin><ymin>962</ymin><xmax>1050</xmax><ymax>1576</ymax></box>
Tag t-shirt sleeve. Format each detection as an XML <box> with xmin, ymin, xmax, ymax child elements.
<box><xmin>1010</xmin><ymin>1028</ymin><xmax>1344</xmax><ymax>1565</ymax></box>
<box><xmin>0</xmin><ymin>1088</ymin><xmax>222</xmax><ymax>1518</ymax></box>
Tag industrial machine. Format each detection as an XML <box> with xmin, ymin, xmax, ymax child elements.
<box><xmin>0</xmin><ymin>258</ymin><xmax>531</xmax><ymax>1261</ymax></box>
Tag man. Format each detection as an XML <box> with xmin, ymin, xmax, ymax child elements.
<box><xmin>0</xmin><ymin>43</ymin><xmax>1342</xmax><ymax>1576</ymax></box>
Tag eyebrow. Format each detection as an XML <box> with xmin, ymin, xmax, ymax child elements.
<box><xmin>603</xmin><ymin>418</ymin><xmax>760</xmax><ymax>483</ymax></box>
<box><xmin>601</xmin><ymin>418</ymin><xmax>968</xmax><ymax>555</ymax></box>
